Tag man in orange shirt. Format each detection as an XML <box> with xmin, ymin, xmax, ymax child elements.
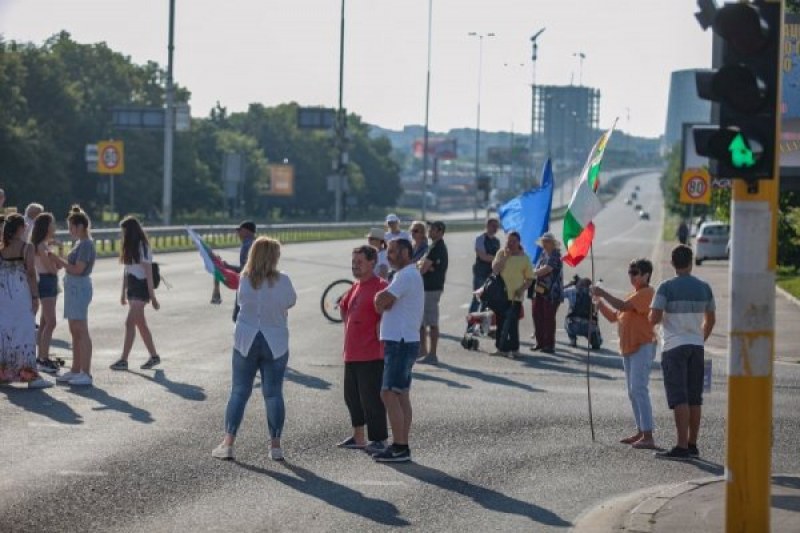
<box><xmin>593</xmin><ymin>258</ymin><xmax>657</xmax><ymax>449</ymax></box>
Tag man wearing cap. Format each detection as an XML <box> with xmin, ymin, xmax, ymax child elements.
<box><xmin>384</xmin><ymin>214</ymin><xmax>410</xmax><ymax>242</ymax></box>
<box><xmin>532</xmin><ymin>232</ymin><xmax>564</xmax><ymax>354</ymax></box>
<box><xmin>211</xmin><ymin>221</ymin><xmax>256</xmax><ymax>316</ymax></box>
<box><xmin>469</xmin><ymin>217</ymin><xmax>501</xmax><ymax>314</ymax></box>
<box><xmin>417</xmin><ymin>221</ymin><xmax>448</xmax><ymax>364</ymax></box>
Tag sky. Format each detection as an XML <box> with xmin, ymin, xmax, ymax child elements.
<box><xmin>0</xmin><ymin>0</ymin><xmax>713</xmax><ymax>138</ymax></box>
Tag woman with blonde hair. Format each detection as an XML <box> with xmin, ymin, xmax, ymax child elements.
<box><xmin>110</xmin><ymin>216</ymin><xmax>161</xmax><ymax>371</ymax></box>
<box><xmin>212</xmin><ymin>237</ymin><xmax>296</xmax><ymax>461</ymax></box>
<box><xmin>50</xmin><ymin>205</ymin><xmax>96</xmax><ymax>387</ymax></box>
<box><xmin>409</xmin><ymin>220</ymin><xmax>429</xmax><ymax>262</ymax></box>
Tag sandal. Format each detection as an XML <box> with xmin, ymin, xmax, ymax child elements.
<box><xmin>109</xmin><ymin>359</ymin><xmax>128</xmax><ymax>371</ymax></box>
<box><xmin>620</xmin><ymin>433</ymin><xmax>643</xmax><ymax>444</ymax></box>
<box><xmin>632</xmin><ymin>438</ymin><xmax>658</xmax><ymax>450</ymax></box>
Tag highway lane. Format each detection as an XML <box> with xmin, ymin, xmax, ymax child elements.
<box><xmin>1</xmin><ymin>170</ymin><xmax>798</xmax><ymax>532</ymax></box>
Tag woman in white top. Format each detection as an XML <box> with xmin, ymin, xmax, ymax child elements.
<box><xmin>31</xmin><ymin>213</ymin><xmax>64</xmax><ymax>374</ymax></box>
<box><xmin>212</xmin><ymin>237</ymin><xmax>296</xmax><ymax>462</ymax></box>
<box><xmin>110</xmin><ymin>216</ymin><xmax>161</xmax><ymax>371</ymax></box>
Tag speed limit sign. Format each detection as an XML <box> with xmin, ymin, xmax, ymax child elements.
<box><xmin>97</xmin><ymin>141</ymin><xmax>125</xmax><ymax>175</ymax></box>
<box><xmin>680</xmin><ymin>168</ymin><xmax>710</xmax><ymax>205</ymax></box>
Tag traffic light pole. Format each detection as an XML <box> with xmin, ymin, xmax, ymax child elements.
<box><xmin>162</xmin><ymin>0</ymin><xmax>176</xmax><ymax>225</ymax></box>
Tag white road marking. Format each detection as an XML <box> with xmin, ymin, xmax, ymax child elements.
<box><xmin>58</xmin><ymin>470</ymin><xmax>108</xmax><ymax>477</ymax></box>
<box><xmin>27</xmin><ymin>422</ymin><xmax>87</xmax><ymax>429</ymax></box>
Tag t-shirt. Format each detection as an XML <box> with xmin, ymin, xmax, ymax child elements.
<box><xmin>67</xmin><ymin>239</ymin><xmax>96</xmax><ymax>276</ymax></box>
<box><xmin>379</xmin><ymin>263</ymin><xmax>424</xmax><ymax>342</ymax></box>
<box><xmin>374</xmin><ymin>249</ymin><xmax>390</xmax><ymax>277</ymax></box>
<box><xmin>384</xmin><ymin>230</ymin><xmax>411</xmax><ymax>242</ymax></box>
<box><xmin>422</xmin><ymin>239</ymin><xmax>448</xmax><ymax>292</ymax></box>
<box><xmin>125</xmin><ymin>245</ymin><xmax>153</xmax><ymax>280</ymax></box>
<box><xmin>616</xmin><ymin>286</ymin><xmax>656</xmax><ymax>355</ymax></box>
<box><xmin>496</xmin><ymin>250</ymin><xmax>533</xmax><ymax>301</ymax></box>
<box><xmin>339</xmin><ymin>275</ymin><xmax>388</xmax><ymax>362</ymax></box>
<box><xmin>651</xmin><ymin>274</ymin><xmax>715</xmax><ymax>352</ymax></box>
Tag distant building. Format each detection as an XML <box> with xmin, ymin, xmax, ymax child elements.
<box><xmin>663</xmin><ymin>69</ymin><xmax>711</xmax><ymax>155</ymax></box>
<box><xmin>532</xmin><ymin>85</ymin><xmax>600</xmax><ymax>167</ymax></box>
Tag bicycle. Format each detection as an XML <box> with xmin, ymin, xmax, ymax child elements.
<box><xmin>320</xmin><ymin>278</ymin><xmax>353</xmax><ymax>323</ymax></box>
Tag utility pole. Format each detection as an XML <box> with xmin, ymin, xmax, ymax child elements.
<box><xmin>334</xmin><ymin>0</ymin><xmax>347</xmax><ymax>222</ymax></box>
<box><xmin>573</xmin><ymin>52</ymin><xmax>586</xmax><ymax>86</ymax></box>
<box><xmin>421</xmin><ymin>0</ymin><xmax>433</xmax><ymax>221</ymax></box>
<box><xmin>530</xmin><ymin>28</ymin><xmax>545</xmax><ymax>177</ymax></box>
<box><xmin>162</xmin><ymin>0</ymin><xmax>176</xmax><ymax>225</ymax></box>
<box><xmin>468</xmin><ymin>31</ymin><xmax>495</xmax><ymax>218</ymax></box>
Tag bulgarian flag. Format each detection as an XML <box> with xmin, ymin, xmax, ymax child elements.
<box><xmin>562</xmin><ymin>123</ymin><xmax>616</xmax><ymax>267</ymax></box>
<box><xmin>187</xmin><ymin>227</ymin><xmax>240</xmax><ymax>290</ymax></box>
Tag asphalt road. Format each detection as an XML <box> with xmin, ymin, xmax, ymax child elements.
<box><xmin>2</xmin><ymin>170</ymin><xmax>798</xmax><ymax>532</ymax></box>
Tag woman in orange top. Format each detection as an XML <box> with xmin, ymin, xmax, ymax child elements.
<box><xmin>593</xmin><ymin>258</ymin><xmax>657</xmax><ymax>449</ymax></box>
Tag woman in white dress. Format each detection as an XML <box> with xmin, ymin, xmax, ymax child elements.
<box><xmin>0</xmin><ymin>214</ymin><xmax>52</xmax><ymax>388</ymax></box>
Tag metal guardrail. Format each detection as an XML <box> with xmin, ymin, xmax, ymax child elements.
<box><xmin>54</xmin><ymin>219</ymin><xmax>488</xmax><ymax>256</ymax></box>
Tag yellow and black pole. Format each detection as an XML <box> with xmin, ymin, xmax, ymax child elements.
<box><xmin>724</xmin><ymin>2</ymin><xmax>783</xmax><ymax>531</ymax></box>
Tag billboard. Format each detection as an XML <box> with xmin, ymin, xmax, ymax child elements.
<box><xmin>782</xmin><ymin>12</ymin><xmax>800</xmax><ymax>176</ymax></box>
<box><xmin>412</xmin><ymin>137</ymin><xmax>457</xmax><ymax>160</ymax></box>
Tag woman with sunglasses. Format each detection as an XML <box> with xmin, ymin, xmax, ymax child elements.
<box><xmin>409</xmin><ymin>221</ymin><xmax>429</xmax><ymax>263</ymax></box>
<box><xmin>592</xmin><ymin>258</ymin><xmax>657</xmax><ymax>449</ymax></box>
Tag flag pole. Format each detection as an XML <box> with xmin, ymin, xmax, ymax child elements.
<box><xmin>586</xmin><ymin>245</ymin><xmax>597</xmax><ymax>441</ymax></box>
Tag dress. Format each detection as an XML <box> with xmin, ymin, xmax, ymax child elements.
<box><xmin>0</xmin><ymin>254</ymin><xmax>37</xmax><ymax>382</ymax></box>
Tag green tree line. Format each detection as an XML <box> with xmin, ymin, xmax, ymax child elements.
<box><xmin>0</xmin><ymin>32</ymin><xmax>400</xmax><ymax>223</ymax></box>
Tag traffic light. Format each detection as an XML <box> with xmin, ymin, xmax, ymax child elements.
<box><xmin>693</xmin><ymin>0</ymin><xmax>782</xmax><ymax>180</ymax></box>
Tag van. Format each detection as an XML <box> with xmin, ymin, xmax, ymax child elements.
<box><xmin>694</xmin><ymin>221</ymin><xmax>730</xmax><ymax>265</ymax></box>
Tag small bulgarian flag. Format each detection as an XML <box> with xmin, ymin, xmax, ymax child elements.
<box><xmin>187</xmin><ymin>227</ymin><xmax>240</xmax><ymax>290</ymax></box>
<box><xmin>562</xmin><ymin>123</ymin><xmax>616</xmax><ymax>267</ymax></box>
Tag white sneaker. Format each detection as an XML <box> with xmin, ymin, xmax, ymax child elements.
<box><xmin>269</xmin><ymin>447</ymin><xmax>284</xmax><ymax>461</ymax></box>
<box><xmin>211</xmin><ymin>443</ymin><xmax>234</xmax><ymax>460</ymax></box>
<box><xmin>55</xmin><ymin>371</ymin><xmax>78</xmax><ymax>383</ymax></box>
<box><xmin>28</xmin><ymin>377</ymin><xmax>54</xmax><ymax>389</ymax></box>
<box><xmin>68</xmin><ymin>372</ymin><xmax>93</xmax><ymax>386</ymax></box>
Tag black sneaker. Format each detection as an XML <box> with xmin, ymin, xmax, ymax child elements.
<box><xmin>688</xmin><ymin>443</ymin><xmax>699</xmax><ymax>457</ymax></box>
<box><xmin>336</xmin><ymin>436</ymin><xmax>366</xmax><ymax>449</ymax></box>
<box><xmin>373</xmin><ymin>445</ymin><xmax>411</xmax><ymax>463</ymax></box>
<box><xmin>140</xmin><ymin>355</ymin><xmax>161</xmax><ymax>370</ymax></box>
<box><xmin>655</xmin><ymin>446</ymin><xmax>691</xmax><ymax>460</ymax></box>
<box><xmin>37</xmin><ymin>359</ymin><xmax>59</xmax><ymax>374</ymax></box>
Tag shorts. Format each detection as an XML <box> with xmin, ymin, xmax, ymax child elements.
<box><xmin>126</xmin><ymin>274</ymin><xmax>150</xmax><ymax>303</ymax></box>
<box><xmin>422</xmin><ymin>290</ymin><xmax>442</xmax><ymax>327</ymax></box>
<box><xmin>64</xmin><ymin>275</ymin><xmax>93</xmax><ymax>321</ymax></box>
<box><xmin>38</xmin><ymin>273</ymin><xmax>59</xmax><ymax>299</ymax></box>
<box><xmin>382</xmin><ymin>340</ymin><xmax>419</xmax><ymax>393</ymax></box>
<box><xmin>661</xmin><ymin>344</ymin><xmax>705</xmax><ymax>408</ymax></box>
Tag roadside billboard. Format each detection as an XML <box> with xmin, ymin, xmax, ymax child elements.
<box><xmin>782</xmin><ymin>12</ymin><xmax>800</xmax><ymax>177</ymax></box>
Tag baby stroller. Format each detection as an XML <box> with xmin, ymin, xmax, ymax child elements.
<box><xmin>461</xmin><ymin>275</ymin><xmax>505</xmax><ymax>351</ymax></box>
<box><xmin>563</xmin><ymin>275</ymin><xmax>603</xmax><ymax>350</ymax></box>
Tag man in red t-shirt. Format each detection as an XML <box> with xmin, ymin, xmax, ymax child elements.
<box><xmin>336</xmin><ymin>245</ymin><xmax>389</xmax><ymax>454</ymax></box>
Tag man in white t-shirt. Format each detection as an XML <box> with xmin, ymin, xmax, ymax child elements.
<box><xmin>384</xmin><ymin>213</ymin><xmax>410</xmax><ymax>242</ymax></box>
<box><xmin>373</xmin><ymin>238</ymin><xmax>423</xmax><ymax>463</ymax></box>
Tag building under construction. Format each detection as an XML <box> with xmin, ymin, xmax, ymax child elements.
<box><xmin>532</xmin><ymin>85</ymin><xmax>600</xmax><ymax>166</ymax></box>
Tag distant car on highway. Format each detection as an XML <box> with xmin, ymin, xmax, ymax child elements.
<box><xmin>638</xmin><ymin>210</ymin><xmax>650</xmax><ymax>220</ymax></box>
<box><xmin>694</xmin><ymin>221</ymin><xmax>730</xmax><ymax>265</ymax></box>
<box><xmin>630</xmin><ymin>191</ymin><xmax>638</xmax><ymax>200</ymax></box>
<box><xmin>625</xmin><ymin>197</ymin><xmax>633</xmax><ymax>205</ymax></box>
<box><xmin>634</xmin><ymin>203</ymin><xmax>642</xmax><ymax>211</ymax></box>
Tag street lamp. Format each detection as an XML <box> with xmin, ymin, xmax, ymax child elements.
<box><xmin>468</xmin><ymin>31</ymin><xmax>495</xmax><ymax>213</ymax></box>
<box><xmin>530</xmin><ymin>28</ymin><xmax>545</xmax><ymax>167</ymax></box>
<box><xmin>162</xmin><ymin>0</ymin><xmax>176</xmax><ymax>225</ymax></box>
<box><xmin>421</xmin><ymin>0</ymin><xmax>433</xmax><ymax>221</ymax></box>
<box><xmin>334</xmin><ymin>0</ymin><xmax>347</xmax><ymax>222</ymax></box>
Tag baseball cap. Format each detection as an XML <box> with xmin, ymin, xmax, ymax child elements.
<box><xmin>238</xmin><ymin>220</ymin><xmax>257</xmax><ymax>233</ymax></box>
<box><xmin>385</xmin><ymin>213</ymin><xmax>400</xmax><ymax>223</ymax></box>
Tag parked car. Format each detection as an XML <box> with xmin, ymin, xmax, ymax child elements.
<box><xmin>694</xmin><ymin>221</ymin><xmax>730</xmax><ymax>265</ymax></box>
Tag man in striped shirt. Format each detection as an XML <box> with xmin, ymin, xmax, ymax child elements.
<box><xmin>649</xmin><ymin>245</ymin><xmax>716</xmax><ymax>460</ymax></box>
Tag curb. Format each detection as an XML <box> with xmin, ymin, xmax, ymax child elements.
<box><xmin>777</xmin><ymin>285</ymin><xmax>800</xmax><ymax>309</ymax></box>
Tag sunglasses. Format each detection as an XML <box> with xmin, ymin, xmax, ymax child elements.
<box><xmin>628</xmin><ymin>270</ymin><xmax>640</xmax><ymax>276</ymax></box>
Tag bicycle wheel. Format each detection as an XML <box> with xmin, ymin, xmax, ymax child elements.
<box><xmin>321</xmin><ymin>279</ymin><xmax>353</xmax><ymax>323</ymax></box>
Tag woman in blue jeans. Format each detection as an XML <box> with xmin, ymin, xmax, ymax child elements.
<box><xmin>212</xmin><ymin>237</ymin><xmax>296</xmax><ymax>461</ymax></box>
<box><xmin>593</xmin><ymin>258</ymin><xmax>658</xmax><ymax>449</ymax></box>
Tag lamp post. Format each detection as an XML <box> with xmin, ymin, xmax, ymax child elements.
<box><xmin>421</xmin><ymin>0</ymin><xmax>433</xmax><ymax>221</ymax></box>
<box><xmin>573</xmin><ymin>51</ymin><xmax>586</xmax><ymax>86</ymax></box>
<box><xmin>334</xmin><ymin>0</ymin><xmax>347</xmax><ymax>222</ymax></box>
<box><xmin>162</xmin><ymin>0</ymin><xmax>176</xmax><ymax>225</ymax></box>
<box><xmin>530</xmin><ymin>28</ymin><xmax>545</xmax><ymax>170</ymax></box>
<box><xmin>468</xmin><ymin>31</ymin><xmax>495</xmax><ymax>215</ymax></box>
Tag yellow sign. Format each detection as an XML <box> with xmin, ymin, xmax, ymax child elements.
<box><xmin>97</xmin><ymin>141</ymin><xmax>125</xmax><ymax>174</ymax></box>
<box><xmin>680</xmin><ymin>168</ymin><xmax>710</xmax><ymax>205</ymax></box>
<box><xmin>267</xmin><ymin>164</ymin><xmax>294</xmax><ymax>196</ymax></box>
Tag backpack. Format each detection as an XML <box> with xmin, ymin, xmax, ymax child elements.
<box><xmin>151</xmin><ymin>262</ymin><xmax>161</xmax><ymax>289</ymax></box>
<box><xmin>569</xmin><ymin>287</ymin><xmax>593</xmax><ymax>320</ymax></box>
<box><xmin>479</xmin><ymin>274</ymin><xmax>510</xmax><ymax>313</ymax></box>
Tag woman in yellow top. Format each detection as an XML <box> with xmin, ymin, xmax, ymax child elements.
<box><xmin>491</xmin><ymin>231</ymin><xmax>533</xmax><ymax>358</ymax></box>
<box><xmin>593</xmin><ymin>258</ymin><xmax>658</xmax><ymax>449</ymax></box>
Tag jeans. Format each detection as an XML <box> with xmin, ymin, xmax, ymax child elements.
<box><xmin>224</xmin><ymin>332</ymin><xmax>288</xmax><ymax>439</ymax></box>
<box><xmin>495</xmin><ymin>301</ymin><xmax>521</xmax><ymax>352</ymax></box>
<box><xmin>344</xmin><ymin>360</ymin><xmax>388</xmax><ymax>442</ymax></box>
<box><xmin>623</xmin><ymin>342</ymin><xmax>656</xmax><ymax>432</ymax></box>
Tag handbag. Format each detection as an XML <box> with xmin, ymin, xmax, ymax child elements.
<box><xmin>479</xmin><ymin>274</ymin><xmax>509</xmax><ymax>313</ymax></box>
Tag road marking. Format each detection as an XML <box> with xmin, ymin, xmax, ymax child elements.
<box><xmin>296</xmin><ymin>286</ymin><xmax>319</xmax><ymax>294</ymax></box>
<box><xmin>27</xmin><ymin>422</ymin><xmax>86</xmax><ymax>429</ymax></box>
<box><xmin>58</xmin><ymin>470</ymin><xmax>108</xmax><ymax>477</ymax></box>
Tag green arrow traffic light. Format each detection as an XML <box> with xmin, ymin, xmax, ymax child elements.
<box><xmin>729</xmin><ymin>133</ymin><xmax>756</xmax><ymax>168</ymax></box>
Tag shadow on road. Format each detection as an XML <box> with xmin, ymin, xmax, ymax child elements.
<box><xmin>66</xmin><ymin>386</ymin><xmax>154</xmax><ymax>423</ymax></box>
<box><xmin>387</xmin><ymin>463</ymin><xmax>571</xmax><ymax>527</ymax></box>
<box><xmin>284</xmin><ymin>367</ymin><xmax>332</xmax><ymax>390</ymax></box>
<box><xmin>235</xmin><ymin>461</ymin><xmax>410</xmax><ymax>527</ymax></box>
<box><xmin>412</xmin><ymin>371</ymin><xmax>471</xmax><ymax>389</ymax></box>
<box><xmin>436</xmin><ymin>362</ymin><xmax>544</xmax><ymax>393</ymax></box>
<box><xmin>519</xmin><ymin>353</ymin><xmax>615</xmax><ymax>381</ymax></box>
<box><xmin>128</xmin><ymin>369</ymin><xmax>207</xmax><ymax>402</ymax></box>
<box><xmin>686</xmin><ymin>457</ymin><xmax>724</xmax><ymax>476</ymax></box>
<box><xmin>0</xmin><ymin>387</ymin><xmax>83</xmax><ymax>425</ymax></box>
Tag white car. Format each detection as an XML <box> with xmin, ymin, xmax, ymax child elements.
<box><xmin>694</xmin><ymin>221</ymin><xmax>730</xmax><ymax>265</ymax></box>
